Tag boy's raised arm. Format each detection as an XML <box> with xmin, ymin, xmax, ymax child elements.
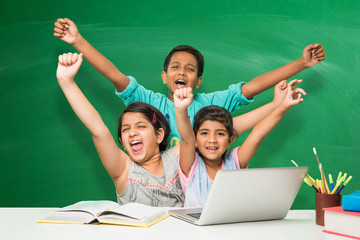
<box><xmin>54</xmin><ymin>18</ymin><xmax>130</xmax><ymax>92</ymax></box>
<box><xmin>241</xmin><ymin>43</ymin><xmax>325</xmax><ymax>100</ymax></box>
<box><xmin>56</xmin><ymin>53</ymin><xmax>130</xmax><ymax>191</ymax></box>
<box><xmin>236</xmin><ymin>79</ymin><xmax>306</xmax><ymax>168</ymax></box>
<box><xmin>174</xmin><ymin>87</ymin><xmax>196</xmax><ymax>177</ymax></box>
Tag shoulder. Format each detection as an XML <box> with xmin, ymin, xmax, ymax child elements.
<box><xmin>161</xmin><ymin>148</ymin><xmax>178</xmax><ymax>162</ymax></box>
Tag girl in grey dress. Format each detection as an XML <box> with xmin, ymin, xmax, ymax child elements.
<box><xmin>57</xmin><ymin>52</ymin><xmax>184</xmax><ymax>207</ymax></box>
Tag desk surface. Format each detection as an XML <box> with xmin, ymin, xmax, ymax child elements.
<box><xmin>0</xmin><ymin>208</ymin><xmax>346</xmax><ymax>240</ymax></box>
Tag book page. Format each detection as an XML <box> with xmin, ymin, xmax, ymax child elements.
<box><xmin>100</xmin><ymin>203</ymin><xmax>164</xmax><ymax>219</ymax></box>
<box><xmin>60</xmin><ymin>201</ymin><xmax>120</xmax><ymax>216</ymax></box>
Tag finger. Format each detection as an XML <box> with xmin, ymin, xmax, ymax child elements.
<box><xmin>313</xmin><ymin>47</ymin><xmax>324</xmax><ymax>55</ymax></box>
<box><xmin>288</xmin><ymin>79</ymin><xmax>302</xmax><ymax>87</ymax></box>
<box><xmin>54</xmin><ymin>21</ymin><xmax>65</xmax><ymax>30</ymax></box>
<box><xmin>315</xmin><ymin>56</ymin><xmax>326</xmax><ymax>61</ymax></box>
<box><xmin>295</xmin><ymin>88</ymin><xmax>307</xmax><ymax>96</ymax></box>
<box><xmin>174</xmin><ymin>89</ymin><xmax>180</xmax><ymax>98</ymax></box>
<box><xmin>178</xmin><ymin>88</ymin><xmax>184</xmax><ymax>98</ymax></box>
<box><xmin>54</xmin><ymin>32</ymin><xmax>64</xmax><ymax>38</ymax></box>
<box><xmin>62</xmin><ymin>18</ymin><xmax>73</xmax><ymax>28</ymax></box>
<box><xmin>74</xmin><ymin>53</ymin><xmax>83</xmax><ymax>67</ymax></box>
<box><xmin>54</xmin><ymin>26</ymin><xmax>64</xmax><ymax>34</ymax></box>
<box><xmin>314</xmin><ymin>51</ymin><xmax>325</xmax><ymax>58</ymax></box>
<box><xmin>311</xmin><ymin>43</ymin><xmax>321</xmax><ymax>50</ymax></box>
<box><xmin>58</xmin><ymin>55</ymin><xmax>63</xmax><ymax>65</ymax></box>
<box><xmin>66</xmin><ymin>53</ymin><xmax>73</xmax><ymax>66</ymax></box>
<box><xmin>71</xmin><ymin>53</ymin><xmax>78</xmax><ymax>64</ymax></box>
<box><xmin>188</xmin><ymin>88</ymin><xmax>193</xmax><ymax>99</ymax></box>
<box><xmin>280</xmin><ymin>80</ymin><xmax>287</xmax><ymax>89</ymax></box>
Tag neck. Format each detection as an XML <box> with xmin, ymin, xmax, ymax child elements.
<box><xmin>139</xmin><ymin>152</ymin><xmax>164</xmax><ymax>176</ymax></box>
<box><xmin>203</xmin><ymin>157</ymin><xmax>223</xmax><ymax>180</ymax></box>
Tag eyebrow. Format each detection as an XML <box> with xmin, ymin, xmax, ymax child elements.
<box><xmin>122</xmin><ymin>121</ymin><xmax>148</xmax><ymax>128</ymax></box>
<box><xmin>170</xmin><ymin>61</ymin><xmax>196</xmax><ymax>67</ymax></box>
<box><xmin>198</xmin><ymin>128</ymin><xmax>227</xmax><ymax>132</ymax></box>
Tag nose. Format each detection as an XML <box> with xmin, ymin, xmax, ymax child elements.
<box><xmin>208</xmin><ymin>133</ymin><xmax>218</xmax><ymax>143</ymax></box>
<box><xmin>129</xmin><ymin>128</ymin><xmax>138</xmax><ymax>137</ymax></box>
<box><xmin>178</xmin><ymin>68</ymin><xmax>186</xmax><ymax>76</ymax></box>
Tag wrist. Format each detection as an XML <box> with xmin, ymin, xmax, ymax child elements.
<box><xmin>276</xmin><ymin>104</ymin><xmax>290</xmax><ymax>114</ymax></box>
<box><xmin>72</xmin><ymin>34</ymin><xmax>85</xmax><ymax>48</ymax></box>
<box><xmin>298</xmin><ymin>57</ymin><xmax>310</xmax><ymax>69</ymax></box>
<box><xmin>57</xmin><ymin>76</ymin><xmax>75</xmax><ymax>87</ymax></box>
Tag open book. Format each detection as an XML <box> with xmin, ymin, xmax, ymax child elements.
<box><xmin>37</xmin><ymin>201</ymin><xmax>169</xmax><ymax>227</ymax></box>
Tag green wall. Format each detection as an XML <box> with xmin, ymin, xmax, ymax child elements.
<box><xmin>1</xmin><ymin>0</ymin><xmax>359</xmax><ymax>209</ymax></box>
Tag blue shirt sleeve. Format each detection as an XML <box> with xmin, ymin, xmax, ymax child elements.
<box><xmin>194</xmin><ymin>82</ymin><xmax>254</xmax><ymax>113</ymax></box>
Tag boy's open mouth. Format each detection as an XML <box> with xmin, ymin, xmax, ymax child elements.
<box><xmin>175</xmin><ymin>79</ymin><xmax>187</xmax><ymax>88</ymax></box>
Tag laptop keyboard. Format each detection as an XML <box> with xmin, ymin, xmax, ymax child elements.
<box><xmin>187</xmin><ymin>212</ymin><xmax>201</xmax><ymax>219</ymax></box>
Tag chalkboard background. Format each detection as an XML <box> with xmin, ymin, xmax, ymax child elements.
<box><xmin>1</xmin><ymin>0</ymin><xmax>359</xmax><ymax>208</ymax></box>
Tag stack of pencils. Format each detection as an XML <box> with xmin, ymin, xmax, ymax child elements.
<box><xmin>291</xmin><ymin>147</ymin><xmax>352</xmax><ymax>195</ymax></box>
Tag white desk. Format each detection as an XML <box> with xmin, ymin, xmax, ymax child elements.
<box><xmin>0</xmin><ymin>208</ymin><xmax>347</xmax><ymax>240</ymax></box>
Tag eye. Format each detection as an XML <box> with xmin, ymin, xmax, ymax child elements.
<box><xmin>200</xmin><ymin>131</ymin><xmax>208</xmax><ymax>136</ymax></box>
<box><xmin>171</xmin><ymin>65</ymin><xmax>179</xmax><ymax>69</ymax></box>
<box><xmin>186</xmin><ymin>67</ymin><xmax>195</xmax><ymax>72</ymax></box>
<box><xmin>217</xmin><ymin>132</ymin><xmax>225</xmax><ymax>136</ymax></box>
<box><xmin>122</xmin><ymin>128</ymin><xmax>129</xmax><ymax>133</ymax></box>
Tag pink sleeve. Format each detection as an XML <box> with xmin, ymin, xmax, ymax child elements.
<box><xmin>232</xmin><ymin>147</ymin><xmax>248</xmax><ymax>169</ymax></box>
<box><xmin>178</xmin><ymin>155</ymin><xmax>199</xmax><ymax>195</ymax></box>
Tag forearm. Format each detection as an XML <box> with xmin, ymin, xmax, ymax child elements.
<box><xmin>175</xmin><ymin>108</ymin><xmax>195</xmax><ymax>144</ymax></box>
<box><xmin>236</xmin><ymin>106</ymin><xmax>287</xmax><ymax>168</ymax></box>
<box><xmin>175</xmin><ymin>107</ymin><xmax>196</xmax><ymax>176</ymax></box>
<box><xmin>72</xmin><ymin>36</ymin><xmax>129</xmax><ymax>92</ymax></box>
<box><xmin>59</xmin><ymin>79</ymin><xmax>107</xmax><ymax>136</ymax></box>
<box><xmin>233</xmin><ymin>101</ymin><xmax>277</xmax><ymax>135</ymax></box>
<box><xmin>242</xmin><ymin>58</ymin><xmax>306</xmax><ymax>99</ymax></box>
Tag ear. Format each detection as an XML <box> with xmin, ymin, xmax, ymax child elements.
<box><xmin>156</xmin><ymin>128</ymin><xmax>165</xmax><ymax>144</ymax></box>
<box><xmin>161</xmin><ymin>71</ymin><xmax>167</xmax><ymax>84</ymax></box>
<box><xmin>195</xmin><ymin>76</ymin><xmax>203</xmax><ymax>89</ymax></box>
<box><xmin>229</xmin><ymin>135</ymin><xmax>236</xmax><ymax>145</ymax></box>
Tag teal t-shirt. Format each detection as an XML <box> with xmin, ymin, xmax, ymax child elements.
<box><xmin>116</xmin><ymin>76</ymin><xmax>253</xmax><ymax>148</ymax></box>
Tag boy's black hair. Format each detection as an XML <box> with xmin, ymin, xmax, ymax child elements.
<box><xmin>193</xmin><ymin>105</ymin><xmax>237</xmax><ymax>139</ymax></box>
<box><xmin>164</xmin><ymin>45</ymin><xmax>204</xmax><ymax>77</ymax></box>
<box><xmin>117</xmin><ymin>102</ymin><xmax>170</xmax><ymax>152</ymax></box>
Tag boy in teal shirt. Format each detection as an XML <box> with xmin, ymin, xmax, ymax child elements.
<box><xmin>54</xmin><ymin>18</ymin><xmax>326</xmax><ymax>148</ymax></box>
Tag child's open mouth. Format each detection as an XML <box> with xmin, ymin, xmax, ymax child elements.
<box><xmin>206</xmin><ymin>146</ymin><xmax>219</xmax><ymax>153</ymax></box>
<box><xmin>130</xmin><ymin>140</ymin><xmax>143</xmax><ymax>152</ymax></box>
<box><xmin>175</xmin><ymin>79</ymin><xmax>187</xmax><ymax>88</ymax></box>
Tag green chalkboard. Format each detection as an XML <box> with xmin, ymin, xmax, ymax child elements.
<box><xmin>1</xmin><ymin>0</ymin><xmax>359</xmax><ymax>209</ymax></box>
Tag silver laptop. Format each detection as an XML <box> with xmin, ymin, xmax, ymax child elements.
<box><xmin>169</xmin><ymin>167</ymin><xmax>308</xmax><ymax>226</ymax></box>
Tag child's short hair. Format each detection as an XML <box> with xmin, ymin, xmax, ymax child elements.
<box><xmin>117</xmin><ymin>102</ymin><xmax>170</xmax><ymax>152</ymax></box>
<box><xmin>193</xmin><ymin>105</ymin><xmax>237</xmax><ymax>139</ymax></box>
<box><xmin>163</xmin><ymin>45</ymin><xmax>204</xmax><ymax>77</ymax></box>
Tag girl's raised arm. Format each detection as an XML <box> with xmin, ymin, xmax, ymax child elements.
<box><xmin>236</xmin><ymin>79</ymin><xmax>306</xmax><ymax>168</ymax></box>
<box><xmin>174</xmin><ymin>87</ymin><xmax>196</xmax><ymax>177</ymax></box>
<box><xmin>56</xmin><ymin>53</ymin><xmax>130</xmax><ymax>192</ymax></box>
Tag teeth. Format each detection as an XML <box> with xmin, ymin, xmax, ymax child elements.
<box><xmin>206</xmin><ymin>147</ymin><xmax>218</xmax><ymax>150</ymax></box>
<box><xmin>175</xmin><ymin>80</ymin><xmax>186</xmax><ymax>84</ymax></box>
<box><xmin>131</xmin><ymin>140</ymin><xmax>141</xmax><ymax>145</ymax></box>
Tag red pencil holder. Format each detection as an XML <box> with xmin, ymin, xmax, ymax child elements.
<box><xmin>315</xmin><ymin>192</ymin><xmax>341</xmax><ymax>226</ymax></box>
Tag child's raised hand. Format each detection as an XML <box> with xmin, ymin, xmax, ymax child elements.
<box><xmin>54</xmin><ymin>18</ymin><xmax>80</xmax><ymax>44</ymax></box>
<box><xmin>56</xmin><ymin>53</ymin><xmax>83</xmax><ymax>82</ymax></box>
<box><xmin>302</xmin><ymin>43</ymin><xmax>326</xmax><ymax>68</ymax></box>
<box><xmin>174</xmin><ymin>87</ymin><xmax>193</xmax><ymax>110</ymax></box>
<box><xmin>280</xmin><ymin>79</ymin><xmax>307</xmax><ymax>110</ymax></box>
